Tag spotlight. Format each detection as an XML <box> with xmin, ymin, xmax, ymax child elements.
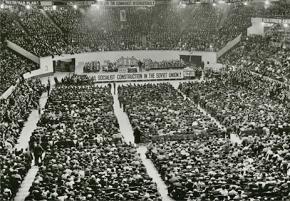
<box><xmin>0</xmin><ymin>4</ymin><xmax>4</xmax><ymax>9</ymax></box>
<box><xmin>92</xmin><ymin>4</ymin><xmax>100</xmax><ymax>9</ymax></box>
<box><xmin>52</xmin><ymin>5</ymin><xmax>57</xmax><ymax>10</ymax></box>
<box><xmin>284</xmin><ymin>23</ymin><xmax>289</xmax><ymax>28</ymax></box>
<box><xmin>26</xmin><ymin>4</ymin><xmax>31</xmax><ymax>10</ymax></box>
<box><xmin>213</xmin><ymin>3</ymin><xmax>217</xmax><ymax>7</ymax></box>
<box><xmin>265</xmin><ymin>0</ymin><xmax>270</xmax><ymax>6</ymax></box>
<box><xmin>179</xmin><ymin>2</ymin><xmax>186</xmax><ymax>8</ymax></box>
<box><xmin>243</xmin><ymin>1</ymin><xmax>248</xmax><ymax>6</ymax></box>
<box><xmin>73</xmin><ymin>4</ymin><xmax>78</xmax><ymax>10</ymax></box>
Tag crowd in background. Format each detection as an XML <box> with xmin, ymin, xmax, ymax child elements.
<box><xmin>0</xmin><ymin>2</ymin><xmax>263</xmax><ymax>56</ymax></box>
<box><xmin>220</xmin><ymin>35</ymin><xmax>290</xmax><ymax>83</ymax></box>
<box><xmin>0</xmin><ymin>1</ymin><xmax>289</xmax><ymax>58</ymax></box>
<box><xmin>0</xmin><ymin>45</ymin><xmax>39</xmax><ymax>95</ymax></box>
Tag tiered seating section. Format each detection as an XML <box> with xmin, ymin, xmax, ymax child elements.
<box><xmin>1</xmin><ymin>3</ymin><xmax>261</xmax><ymax>56</ymax></box>
<box><xmin>0</xmin><ymin>46</ymin><xmax>39</xmax><ymax>95</ymax></box>
<box><xmin>220</xmin><ymin>35</ymin><xmax>290</xmax><ymax>83</ymax></box>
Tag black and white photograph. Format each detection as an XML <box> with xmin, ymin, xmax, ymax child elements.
<box><xmin>0</xmin><ymin>0</ymin><xmax>290</xmax><ymax>200</ymax></box>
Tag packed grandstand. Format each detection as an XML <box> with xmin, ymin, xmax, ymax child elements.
<box><xmin>1</xmin><ymin>0</ymin><xmax>290</xmax><ymax>200</ymax></box>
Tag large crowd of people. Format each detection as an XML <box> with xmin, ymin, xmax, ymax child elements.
<box><xmin>30</xmin><ymin>82</ymin><xmax>119</xmax><ymax>146</ymax></box>
<box><xmin>0</xmin><ymin>45</ymin><xmax>39</xmax><ymax>95</ymax></box>
<box><xmin>118</xmin><ymin>83</ymin><xmax>221</xmax><ymax>142</ymax></box>
<box><xmin>142</xmin><ymin>68</ymin><xmax>290</xmax><ymax>200</ymax></box>
<box><xmin>0</xmin><ymin>2</ymin><xmax>268</xmax><ymax>56</ymax></box>
<box><xmin>0</xmin><ymin>79</ymin><xmax>45</xmax><ymax>200</ymax></box>
<box><xmin>23</xmin><ymin>78</ymin><xmax>161</xmax><ymax>200</ymax></box>
<box><xmin>0</xmin><ymin>1</ymin><xmax>289</xmax><ymax>59</ymax></box>
<box><xmin>146</xmin><ymin>134</ymin><xmax>290</xmax><ymax>200</ymax></box>
<box><xmin>1</xmin><ymin>1</ymin><xmax>290</xmax><ymax>201</ymax></box>
<box><xmin>179</xmin><ymin>70</ymin><xmax>290</xmax><ymax>136</ymax></box>
<box><xmin>26</xmin><ymin>143</ymin><xmax>161</xmax><ymax>201</ymax></box>
<box><xmin>220</xmin><ymin>35</ymin><xmax>290</xmax><ymax>83</ymax></box>
<box><xmin>1</xmin><ymin>78</ymin><xmax>44</xmax><ymax>152</ymax></box>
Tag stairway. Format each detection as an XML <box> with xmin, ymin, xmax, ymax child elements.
<box><xmin>11</xmin><ymin>11</ymin><xmax>29</xmax><ymax>35</ymax></box>
<box><xmin>217</xmin><ymin>4</ymin><xmax>232</xmax><ymax>30</ymax></box>
<box><xmin>41</xmin><ymin>10</ymin><xmax>64</xmax><ymax>34</ymax></box>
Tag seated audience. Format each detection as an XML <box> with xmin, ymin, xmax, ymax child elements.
<box><xmin>118</xmin><ymin>83</ymin><xmax>220</xmax><ymax>142</ymax></box>
<box><xmin>179</xmin><ymin>69</ymin><xmax>290</xmax><ymax>136</ymax></box>
<box><xmin>146</xmin><ymin>134</ymin><xmax>290</xmax><ymax>200</ymax></box>
<box><xmin>0</xmin><ymin>79</ymin><xmax>44</xmax><ymax>200</ymax></box>
<box><xmin>26</xmin><ymin>143</ymin><xmax>161</xmax><ymax>201</ymax></box>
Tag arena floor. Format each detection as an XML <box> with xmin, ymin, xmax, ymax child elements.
<box><xmin>13</xmin><ymin>73</ymin><xmax>241</xmax><ymax>201</ymax></box>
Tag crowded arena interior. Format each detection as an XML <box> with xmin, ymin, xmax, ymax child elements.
<box><xmin>1</xmin><ymin>0</ymin><xmax>290</xmax><ymax>200</ymax></box>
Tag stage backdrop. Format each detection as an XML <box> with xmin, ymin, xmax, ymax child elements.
<box><xmin>23</xmin><ymin>50</ymin><xmax>218</xmax><ymax>79</ymax></box>
<box><xmin>51</xmin><ymin>50</ymin><xmax>217</xmax><ymax>74</ymax></box>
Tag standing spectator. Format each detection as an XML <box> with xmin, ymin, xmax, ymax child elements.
<box><xmin>46</xmin><ymin>79</ymin><xmax>51</xmax><ymax>97</ymax></box>
<box><xmin>133</xmin><ymin>126</ymin><xmax>141</xmax><ymax>144</ymax></box>
<box><xmin>33</xmin><ymin>143</ymin><xmax>43</xmax><ymax>166</ymax></box>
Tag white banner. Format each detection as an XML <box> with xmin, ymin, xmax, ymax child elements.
<box><xmin>262</xmin><ymin>18</ymin><xmax>290</xmax><ymax>24</ymax></box>
<box><xmin>93</xmin><ymin>70</ymin><xmax>184</xmax><ymax>82</ymax></box>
